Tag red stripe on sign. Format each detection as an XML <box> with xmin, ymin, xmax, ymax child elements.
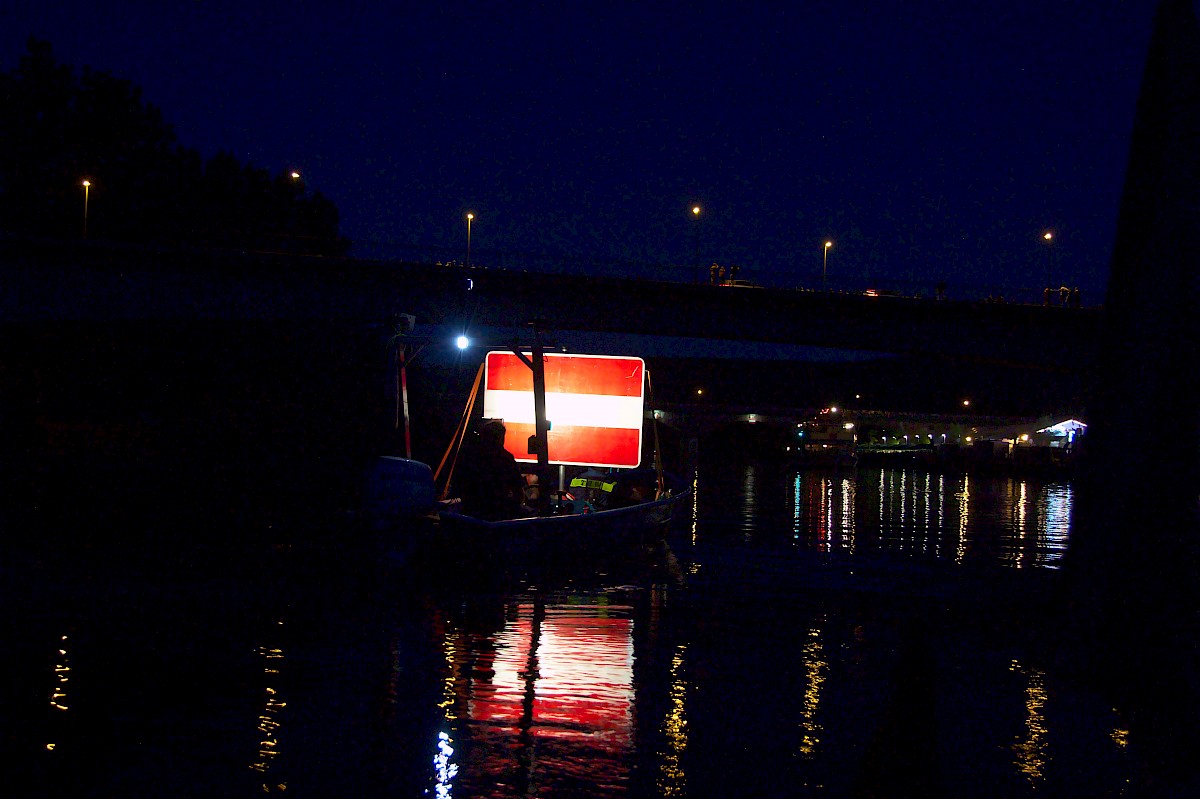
<box><xmin>503</xmin><ymin>423</ymin><xmax>642</xmax><ymax>467</ymax></box>
<box><xmin>486</xmin><ymin>353</ymin><xmax>643</xmax><ymax>397</ymax></box>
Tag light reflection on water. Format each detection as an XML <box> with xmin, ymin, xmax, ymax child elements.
<box><xmin>436</xmin><ymin>596</ymin><xmax>636</xmax><ymax>798</ymax></box>
<box><xmin>658</xmin><ymin>643</ymin><xmax>688</xmax><ymax>797</ymax></box>
<box><xmin>250</xmin><ymin>619</ymin><xmax>287</xmax><ymax>793</ymax></box>
<box><xmin>9</xmin><ymin>459</ymin><xmax>1131</xmax><ymax>798</ymax></box>
<box><xmin>724</xmin><ymin>465</ymin><xmax>1075</xmax><ymax>569</ymax></box>
<box><xmin>798</xmin><ymin>619</ymin><xmax>827</xmax><ymax>759</ymax></box>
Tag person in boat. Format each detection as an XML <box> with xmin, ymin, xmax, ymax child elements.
<box><xmin>453</xmin><ymin>419</ymin><xmax>533</xmax><ymax>521</ymax></box>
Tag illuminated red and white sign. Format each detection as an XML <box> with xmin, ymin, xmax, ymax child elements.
<box><xmin>483</xmin><ymin>352</ymin><xmax>645</xmax><ymax>468</ymax></box>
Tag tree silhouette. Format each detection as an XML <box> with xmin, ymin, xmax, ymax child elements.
<box><xmin>0</xmin><ymin>38</ymin><xmax>349</xmax><ymax>255</ymax></box>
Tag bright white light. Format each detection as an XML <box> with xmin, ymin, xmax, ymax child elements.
<box><xmin>486</xmin><ymin>389</ymin><xmax>642</xmax><ymax>429</ymax></box>
<box><xmin>843</xmin><ymin>422</ymin><xmax>854</xmax><ymax>430</ymax></box>
<box><xmin>455</xmin><ymin>335</ymin><xmax>470</xmax><ymax>350</ymax></box>
<box><xmin>1037</xmin><ymin>419</ymin><xmax>1088</xmax><ymax>436</ymax></box>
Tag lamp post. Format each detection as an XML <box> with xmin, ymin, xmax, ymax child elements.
<box><xmin>466</xmin><ymin>213</ymin><xmax>474</xmax><ymax>268</ymax></box>
<box><xmin>822</xmin><ymin>240</ymin><xmax>833</xmax><ymax>292</ymax></box>
<box><xmin>691</xmin><ymin>205</ymin><xmax>701</xmax><ymax>282</ymax></box>
<box><xmin>1042</xmin><ymin>231</ymin><xmax>1054</xmax><ymax>297</ymax></box>
<box><xmin>81</xmin><ymin>180</ymin><xmax>91</xmax><ymax>238</ymax></box>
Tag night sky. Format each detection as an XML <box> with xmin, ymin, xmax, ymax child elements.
<box><xmin>4</xmin><ymin>2</ymin><xmax>1158</xmax><ymax>299</ymax></box>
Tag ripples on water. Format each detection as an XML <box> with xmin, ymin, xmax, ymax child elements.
<box><xmin>714</xmin><ymin>465</ymin><xmax>1073</xmax><ymax>569</ymax></box>
<box><xmin>5</xmin><ymin>463</ymin><xmax>1136</xmax><ymax>797</ymax></box>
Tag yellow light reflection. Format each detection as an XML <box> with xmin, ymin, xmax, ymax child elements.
<box><xmin>49</xmin><ymin>634</ymin><xmax>70</xmax><ymax>712</ymax></box>
<box><xmin>439</xmin><ymin>633</ymin><xmax>461</xmax><ymax>720</ymax></box>
<box><xmin>1011</xmin><ymin>659</ymin><xmax>1049</xmax><ymax>783</ymax></box>
<box><xmin>658</xmin><ymin>643</ymin><xmax>689</xmax><ymax>796</ymax></box>
<box><xmin>1015</xmin><ymin>481</ymin><xmax>1029</xmax><ymax>569</ymax></box>
<box><xmin>250</xmin><ymin>620</ymin><xmax>287</xmax><ymax>793</ymax></box>
<box><xmin>433</xmin><ymin>622</ymin><xmax>465</xmax><ymax>797</ymax></box>
<box><xmin>1110</xmin><ymin>712</ymin><xmax>1130</xmax><ymax>749</ymax></box>
<box><xmin>956</xmin><ymin>475</ymin><xmax>970</xmax><ymax>564</ymax></box>
<box><xmin>799</xmin><ymin>622</ymin><xmax>827</xmax><ymax>757</ymax></box>
<box><xmin>46</xmin><ymin>633</ymin><xmax>70</xmax><ymax>753</ymax></box>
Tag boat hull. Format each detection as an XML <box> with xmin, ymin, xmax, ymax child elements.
<box><xmin>423</xmin><ymin>491</ymin><xmax>688</xmax><ymax>577</ymax></box>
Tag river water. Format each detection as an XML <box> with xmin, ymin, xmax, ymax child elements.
<box><xmin>4</xmin><ymin>461</ymin><xmax>1135</xmax><ymax>797</ymax></box>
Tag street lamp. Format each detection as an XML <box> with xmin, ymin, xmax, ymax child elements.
<box><xmin>692</xmin><ymin>205</ymin><xmax>701</xmax><ymax>283</ymax></box>
<box><xmin>822</xmin><ymin>241</ymin><xmax>833</xmax><ymax>292</ymax></box>
<box><xmin>81</xmin><ymin>180</ymin><xmax>91</xmax><ymax>238</ymax></box>
<box><xmin>466</xmin><ymin>212</ymin><xmax>474</xmax><ymax>268</ymax></box>
<box><xmin>1042</xmin><ymin>230</ymin><xmax>1054</xmax><ymax>295</ymax></box>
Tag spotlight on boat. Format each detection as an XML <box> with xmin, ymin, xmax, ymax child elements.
<box><xmin>456</xmin><ymin>335</ymin><xmax>470</xmax><ymax>350</ymax></box>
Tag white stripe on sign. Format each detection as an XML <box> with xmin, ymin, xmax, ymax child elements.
<box><xmin>484</xmin><ymin>390</ymin><xmax>644</xmax><ymax>429</ymax></box>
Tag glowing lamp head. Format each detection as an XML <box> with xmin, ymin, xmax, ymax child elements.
<box><xmin>1043</xmin><ymin>232</ymin><xmax>1052</xmax><ymax>241</ymax></box>
<box><xmin>467</xmin><ymin>213</ymin><xmax>474</xmax><ymax>221</ymax></box>
<box><xmin>290</xmin><ymin>171</ymin><xmax>300</xmax><ymax>179</ymax></box>
<box><xmin>455</xmin><ymin>335</ymin><xmax>470</xmax><ymax>350</ymax></box>
<box><xmin>81</xmin><ymin>180</ymin><xmax>91</xmax><ymax>187</ymax></box>
<box><xmin>825</xmin><ymin>241</ymin><xmax>832</xmax><ymax>249</ymax></box>
<box><xmin>692</xmin><ymin>206</ymin><xmax>700</xmax><ymax>216</ymax></box>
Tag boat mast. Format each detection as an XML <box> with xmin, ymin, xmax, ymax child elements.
<box><xmin>512</xmin><ymin>320</ymin><xmax>550</xmax><ymax>468</ymax></box>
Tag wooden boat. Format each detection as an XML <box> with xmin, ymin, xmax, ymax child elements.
<box><xmin>365</xmin><ymin>456</ymin><xmax>688</xmax><ymax>573</ymax></box>
<box><xmin>369</xmin><ymin>323</ymin><xmax>690</xmax><ymax>574</ymax></box>
<box><xmin>434</xmin><ymin>487</ymin><xmax>687</xmax><ymax>571</ymax></box>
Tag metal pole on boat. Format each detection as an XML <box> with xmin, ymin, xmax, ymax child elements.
<box><xmin>530</xmin><ymin>337</ymin><xmax>549</xmax><ymax>467</ymax></box>
<box><xmin>398</xmin><ymin>343</ymin><xmax>412</xmax><ymax>459</ymax></box>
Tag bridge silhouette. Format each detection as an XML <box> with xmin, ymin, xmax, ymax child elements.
<box><xmin>4</xmin><ymin>236</ymin><xmax>1101</xmax><ymax>375</ymax></box>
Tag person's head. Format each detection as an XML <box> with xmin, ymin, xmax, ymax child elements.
<box><xmin>479</xmin><ymin>419</ymin><xmax>507</xmax><ymax>447</ymax></box>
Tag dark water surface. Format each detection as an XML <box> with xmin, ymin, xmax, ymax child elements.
<box><xmin>4</xmin><ymin>463</ymin><xmax>1136</xmax><ymax>797</ymax></box>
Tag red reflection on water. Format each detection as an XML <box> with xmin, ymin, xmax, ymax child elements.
<box><xmin>452</xmin><ymin>599</ymin><xmax>635</xmax><ymax>797</ymax></box>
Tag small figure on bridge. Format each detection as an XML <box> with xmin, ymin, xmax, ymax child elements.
<box><xmin>1044</xmin><ymin>286</ymin><xmax>1053</xmax><ymax>306</ymax></box>
<box><xmin>452</xmin><ymin>420</ymin><xmax>533</xmax><ymax>520</ymax></box>
<box><xmin>710</xmin><ymin>263</ymin><xmax>720</xmax><ymax>284</ymax></box>
<box><xmin>1070</xmin><ymin>286</ymin><xmax>1081</xmax><ymax>308</ymax></box>
<box><xmin>1059</xmin><ymin>285</ymin><xmax>1071</xmax><ymax>307</ymax></box>
<box><xmin>729</xmin><ymin>264</ymin><xmax>740</xmax><ymax>282</ymax></box>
